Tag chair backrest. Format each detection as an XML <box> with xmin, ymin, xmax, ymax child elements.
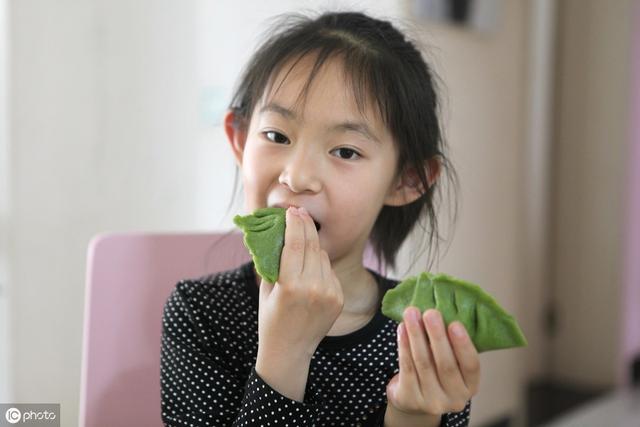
<box><xmin>79</xmin><ymin>231</ymin><xmax>251</xmax><ymax>427</ymax></box>
<box><xmin>79</xmin><ymin>231</ymin><xmax>385</xmax><ymax>426</ymax></box>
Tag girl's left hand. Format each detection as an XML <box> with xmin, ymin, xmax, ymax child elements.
<box><xmin>386</xmin><ymin>307</ymin><xmax>480</xmax><ymax>417</ymax></box>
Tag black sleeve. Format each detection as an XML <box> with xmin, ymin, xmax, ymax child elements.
<box><xmin>441</xmin><ymin>400</ymin><xmax>471</xmax><ymax>427</ymax></box>
<box><xmin>365</xmin><ymin>400</ymin><xmax>471</xmax><ymax>426</ymax></box>
<box><xmin>160</xmin><ymin>282</ymin><xmax>325</xmax><ymax>426</ymax></box>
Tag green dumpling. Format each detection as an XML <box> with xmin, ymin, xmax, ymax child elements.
<box><xmin>233</xmin><ymin>207</ymin><xmax>286</xmax><ymax>284</ymax></box>
<box><xmin>381</xmin><ymin>272</ymin><xmax>528</xmax><ymax>353</ymax></box>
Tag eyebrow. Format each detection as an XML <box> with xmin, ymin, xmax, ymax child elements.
<box><xmin>259</xmin><ymin>102</ymin><xmax>381</xmax><ymax>144</ymax></box>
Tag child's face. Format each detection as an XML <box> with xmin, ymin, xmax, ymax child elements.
<box><xmin>226</xmin><ymin>55</ymin><xmax>410</xmax><ymax>266</ymax></box>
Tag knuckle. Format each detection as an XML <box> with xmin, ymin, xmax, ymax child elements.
<box><xmin>467</xmin><ymin>359</ymin><xmax>481</xmax><ymax>375</ymax></box>
<box><xmin>306</xmin><ymin>240</ymin><xmax>320</xmax><ymax>252</ymax></box>
<box><xmin>400</xmin><ymin>358</ymin><xmax>414</xmax><ymax>373</ymax></box>
<box><xmin>307</xmin><ymin>287</ymin><xmax>322</xmax><ymax>302</ymax></box>
<box><xmin>278</xmin><ymin>283</ymin><xmax>297</xmax><ymax>298</ymax></box>
<box><xmin>442</xmin><ymin>362</ymin><xmax>458</xmax><ymax>376</ymax></box>
<box><xmin>399</xmin><ymin>352</ymin><xmax>414</xmax><ymax>371</ymax></box>
<box><xmin>413</xmin><ymin>356</ymin><xmax>431</xmax><ymax>372</ymax></box>
<box><xmin>287</xmin><ymin>239</ymin><xmax>305</xmax><ymax>252</ymax></box>
<box><xmin>309</xmin><ymin>287</ymin><xmax>331</xmax><ymax>305</ymax></box>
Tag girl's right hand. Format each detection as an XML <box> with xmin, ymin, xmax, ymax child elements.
<box><xmin>256</xmin><ymin>206</ymin><xmax>344</xmax><ymax>361</ymax></box>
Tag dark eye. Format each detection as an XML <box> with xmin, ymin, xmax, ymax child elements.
<box><xmin>264</xmin><ymin>131</ymin><xmax>289</xmax><ymax>144</ymax></box>
<box><xmin>333</xmin><ymin>147</ymin><xmax>361</xmax><ymax>160</ymax></box>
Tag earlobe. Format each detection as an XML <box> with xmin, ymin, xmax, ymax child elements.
<box><xmin>224</xmin><ymin>110</ymin><xmax>247</xmax><ymax>167</ymax></box>
<box><xmin>384</xmin><ymin>158</ymin><xmax>441</xmax><ymax>207</ymax></box>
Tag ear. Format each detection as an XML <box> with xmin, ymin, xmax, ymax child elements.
<box><xmin>384</xmin><ymin>157</ymin><xmax>442</xmax><ymax>207</ymax></box>
<box><xmin>224</xmin><ymin>109</ymin><xmax>248</xmax><ymax>167</ymax></box>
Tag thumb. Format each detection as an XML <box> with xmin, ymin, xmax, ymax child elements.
<box><xmin>386</xmin><ymin>374</ymin><xmax>400</xmax><ymax>404</ymax></box>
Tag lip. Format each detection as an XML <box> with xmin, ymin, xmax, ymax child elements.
<box><xmin>271</xmin><ymin>203</ymin><xmax>322</xmax><ymax>231</ymax></box>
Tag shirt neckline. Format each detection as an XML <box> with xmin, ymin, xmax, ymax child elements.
<box><xmin>239</xmin><ymin>260</ymin><xmax>397</xmax><ymax>350</ymax></box>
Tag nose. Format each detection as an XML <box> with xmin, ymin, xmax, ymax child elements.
<box><xmin>278</xmin><ymin>144</ymin><xmax>323</xmax><ymax>194</ymax></box>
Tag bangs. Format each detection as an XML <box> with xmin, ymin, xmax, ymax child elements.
<box><xmin>261</xmin><ymin>48</ymin><xmax>391</xmax><ymax>131</ymax></box>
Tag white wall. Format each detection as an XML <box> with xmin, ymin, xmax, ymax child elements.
<box><xmin>394</xmin><ymin>0</ymin><xmax>533</xmax><ymax>424</ymax></box>
<box><xmin>0</xmin><ymin>0</ymin><xmax>10</xmax><ymax>403</ymax></box>
<box><xmin>7</xmin><ymin>1</ymin><xmax>535</xmax><ymax>426</ymax></box>
<box><xmin>10</xmin><ymin>4</ymin><xmax>202</xmax><ymax>426</ymax></box>
<box><xmin>550</xmin><ymin>0</ymin><xmax>633</xmax><ymax>388</ymax></box>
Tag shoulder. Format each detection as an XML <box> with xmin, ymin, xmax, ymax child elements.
<box><xmin>161</xmin><ymin>262</ymin><xmax>257</xmax><ymax>351</ymax></box>
<box><xmin>161</xmin><ymin>262</ymin><xmax>257</xmax><ymax>370</ymax></box>
<box><xmin>164</xmin><ymin>261</ymin><xmax>255</xmax><ymax>318</ymax></box>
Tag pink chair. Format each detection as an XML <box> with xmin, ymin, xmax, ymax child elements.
<box><xmin>79</xmin><ymin>230</ymin><xmax>385</xmax><ymax>426</ymax></box>
<box><xmin>79</xmin><ymin>231</ymin><xmax>251</xmax><ymax>427</ymax></box>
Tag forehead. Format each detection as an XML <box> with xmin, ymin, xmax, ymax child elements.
<box><xmin>258</xmin><ymin>53</ymin><xmax>385</xmax><ymax>129</ymax></box>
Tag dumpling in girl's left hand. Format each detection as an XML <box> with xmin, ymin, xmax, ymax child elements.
<box><xmin>381</xmin><ymin>272</ymin><xmax>528</xmax><ymax>353</ymax></box>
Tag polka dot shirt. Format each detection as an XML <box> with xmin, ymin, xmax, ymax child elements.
<box><xmin>160</xmin><ymin>261</ymin><xmax>472</xmax><ymax>426</ymax></box>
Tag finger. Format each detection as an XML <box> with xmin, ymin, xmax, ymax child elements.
<box><xmin>321</xmin><ymin>250</ymin><xmax>343</xmax><ymax>302</ymax></box>
<box><xmin>319</xmin><ymin>249</ymin><xmax>329</xmax><ymax>283</ymax></box>
<box><xmin>298</xmin><ymin>207</ymin><xmax>321</xmax><ymax>278</ymax></box>
<box><xmin>279</xmin><ymin>207</ymin><xmax>305</xmax><ymax>279</ymax></box>
<box><xmin>448</xmin><ymin>321</ymin><xmax>481</xmax><ymax>395</ymax></box>
<box><xmin>403</xmin><ymin>307</ymin><xmax>441</xmax><ymax>398</ymax></box>
<box><xmin>258</xmin><ymin>278</ymin><xmax>274</xmax><ymax>304</ymax></box>
<box><xmin>323</xmin><ymin>251</ymin><xmax>345</xmax><ymax>313</ymax></box>
<box><xmin>396</xmin><ymin>321</ymin><xmax>421</xmax><ymax>399</ymax></box>
<box><xmin>423</xmin><ymin>309</ymin><xmax>469</xmax><ymax>394</ymax></box>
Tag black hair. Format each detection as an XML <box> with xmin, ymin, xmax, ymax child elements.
<box><xmin>222</xmin><ymin>9</ymin><xmax>459</xmax><ymax>274</ymax></box>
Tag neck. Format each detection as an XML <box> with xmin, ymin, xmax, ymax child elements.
<box><xmin>252</xmin><ymin>251</ymin><xmax>380</xmax><ymax>318</ymax></box>
<box><xmin>330</xmin><ymin>254</ymin><xmax>380</xmax><ymax>317</ymax></box>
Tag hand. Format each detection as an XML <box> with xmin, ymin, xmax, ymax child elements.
<box><xmin>257</xmin><ymin>206</ymin><xmax>344</xmax><ymax>360</ymax></box>
<box><xmin>386</xmin><ymin>307</ymin><xmax>480</xmax><ymax>418</ymax></box>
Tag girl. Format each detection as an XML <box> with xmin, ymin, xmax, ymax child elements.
<box><xmin>161</xmin><ymin>10</ymin><xmax>479</xmax><ymax>427</ymax></box>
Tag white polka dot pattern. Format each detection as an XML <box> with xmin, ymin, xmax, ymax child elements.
<box><xmin>160</xmin><ymin>261</ymin><xmax>471</xmax><ymax>426</ymax></box>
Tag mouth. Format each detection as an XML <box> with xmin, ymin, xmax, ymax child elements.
<box><xmin>272</xmin><ymin>204</ymin><xmax>321</xmax><ymax>231</ymax></box>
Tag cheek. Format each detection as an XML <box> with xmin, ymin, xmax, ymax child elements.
<box><xmin>330</xmin><ymin>167</ymin><xmax>395</xmax><ymax>226</ymax></box>
<box><xmin>242</xmin><ymin>147</ymin><xmax>271</xmax><ymax>188</ymax></box>
<box><xmin>330</xmin><ymin>184</ymin><xmax>382</xmax><ymax>226</ymax></box>
<box><xmin>334</xmin><ymin>164</ymin><xmax>393</xmax><ymax>203</ymax></box>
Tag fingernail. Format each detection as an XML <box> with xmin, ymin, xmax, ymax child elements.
<box><xmin>298</xmin><ymin>206</ymin><xmax>307</xmax><ymax>215</ymax></box>
<box><xmin>397</xmin><ymin>323</ymin><xmax>404</xmax><ymax>341</ymax></box>
<box><xmin>452</xmin><ymin>322</ymin><xmax>466</xmax><ymax>338</ymax></box>
<box><xmin>426</xmin><ymin>310</ymin><xmax>441</xmax><ymax>327</ymax></box>
<box><xmin>406</xmin><ymin>307</ymin><xmax>420</xmax><ymax>324</ymax></box>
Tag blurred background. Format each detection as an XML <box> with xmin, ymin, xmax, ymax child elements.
<box><xmin>1</xmin><ymin>0</ymin><xmax>639</xmax><ymax>426</ymax></box>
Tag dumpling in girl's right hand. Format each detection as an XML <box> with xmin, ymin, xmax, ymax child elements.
<box><xmin>233</xmin><ymin>207</ymin><xmax>286</xmax><ymax>284</ymax></box>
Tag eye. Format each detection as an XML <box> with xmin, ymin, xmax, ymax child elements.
<box><xmin>332</xmin><ymin>147</ymin><xmax>361</xmax><ymax>160</ymax></box>
<box><xmin>263</xmin><ymin>130</ymin><xmax>290</xmax><ymax>144</ymax></box>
